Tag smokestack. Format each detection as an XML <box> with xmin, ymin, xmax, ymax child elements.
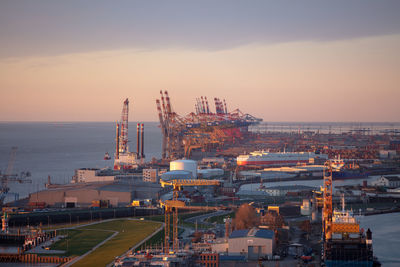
<box><xmin>141</xmin><ymin>123</ymin><xmax>145</xmax><ymax>158</ymax></box>
<box><xmin>115</xmin><ymin>122</ymin><xmax>120</xmax><ymax>159</ymax></box>
<box><xmin>136</xmin><ymin>123</ymin><xmax>140</xmax><ymax>158</ymax></box>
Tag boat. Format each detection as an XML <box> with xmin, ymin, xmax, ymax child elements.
<box><xmin>324</xmin><ymin>196</ymin><xmax>378</xmax><ymax>267</ymax></box>
<box><xmin>104</xmin><ymin>152</ymin><xmax>111</xmax><ymax>160</ymax></box>
<box><xmin>237</xmin><ymin>151</ymin><xmax>318</xmax><ymax>167</ymax></box>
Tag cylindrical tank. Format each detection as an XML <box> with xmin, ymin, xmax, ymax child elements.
<box><xmin>170</xmin><ymin>159</ymin><xmax>197</xmax><ymax>178</ymax></box>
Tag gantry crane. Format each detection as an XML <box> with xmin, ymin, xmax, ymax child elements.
<box><xmin>160</xmin><ymin>178</ymin><xmax>220</xmax><ymax>253</ymax></box>
<box><xmin>156</xmin><ymin>91</ymin><xmax>262</xmax><ymax>160</ymax></box>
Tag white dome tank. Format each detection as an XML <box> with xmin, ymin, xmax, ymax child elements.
<box><xmin>170</xmin><ymin>159</ymin><xmax>197</xmax><ymax>178</ymax></box>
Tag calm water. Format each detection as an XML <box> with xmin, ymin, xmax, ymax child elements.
<box><xmin>359</xmin><ymin>213</ymin><xmax>400</xmax><ymax>267</ymax></box>
<box><xmin>0</xmin><ymin>122</ymin><xmax>162</xmax><ymax>202</ymax></box>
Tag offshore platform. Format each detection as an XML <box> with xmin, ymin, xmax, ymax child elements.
<box><xmin>113</xmin><ymin>98</ymin><xmax>145</xmax><ymax>170</ymax></box>
<box><xmin>156</xmin><ymin>90</ymin><xmax>262</xmax><ymax>160</ymax></box>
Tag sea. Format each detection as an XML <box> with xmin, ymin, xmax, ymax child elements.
<box><xmin>0</xmin><ymin>121</ymin><xmax>399</xmax><ymax>266</ymax></box>
<box><xmin>0</xmin><ymin>122</ymin><xmax>162</xmax><ymax>202</ymax></box>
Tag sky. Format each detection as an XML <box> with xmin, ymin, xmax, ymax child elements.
<box><xmin>0</xmin><ymin>1</ymin><xmax>399</xmax><ymax>122</ymax></box>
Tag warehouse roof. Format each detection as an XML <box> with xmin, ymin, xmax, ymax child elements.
<box><xmin>384</xmin><ymin>176</ymin><xmax>400</xmax><ymax>181</ymax></box>
<box><xmin>229</xmin><ymin>228</ymin><xmax>274</xmax><ymax>239</ymax></box>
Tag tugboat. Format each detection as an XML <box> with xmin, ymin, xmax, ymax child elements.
<box><xmin>104</xmin><ymin>152</ymin><xmax>111</xmax><ymax>160</ymax></box>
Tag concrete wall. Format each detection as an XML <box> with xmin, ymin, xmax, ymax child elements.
<box><xmin>211</xmin><ymin>242</ymin><xmax>229</xmax><ymax>253</ymax></box>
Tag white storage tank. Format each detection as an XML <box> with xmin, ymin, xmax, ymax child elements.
<box><xmin>170</xmin><ymin>159</ymin><xmax>197</xmax><ymax>178</ymax></box>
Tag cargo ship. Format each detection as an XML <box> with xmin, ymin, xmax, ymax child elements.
<box><xmin>331</xmin><ymin>155</ymin><xmax>345</xmax><ymax>170</ymax></box>
<box><xmin>323</xmin><ymin>198</ymin><xmax>378</xmax><ymax>267</ymax></box>
<box><xmin>236</xmin><ymin>151</ymin><xmax>319</xmax><ymax>167</ymax></box>
<box><xmin>332</xmin><ymin>169</ymin><xmax>369</xmax><ymax>180</ymax></box>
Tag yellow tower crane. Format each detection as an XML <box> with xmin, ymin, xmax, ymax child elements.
<box><xmin>160</xmin><ymin>178</ymin><xmax>220</xmax><ymax>253</ymax></box>
<box><xmin>322</xmin><ymin>161</ymin><xmax>333</xmax><ymax>249</ymax></box>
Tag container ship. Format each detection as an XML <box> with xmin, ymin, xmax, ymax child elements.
<box><xmin>236</xmin><ymin>151</ymin><xmax>320</xmax><ymax>167</ymax></box>
<box><xmin>331</xmin><ymin>157</ymin><xmax>369</xmax><ymax>180</ymax></box>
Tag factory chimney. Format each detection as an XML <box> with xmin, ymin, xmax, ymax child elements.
<box><xmin>136</xmin><ymin>123</ymin><xmax>140</xmax><ymax>158</ymax></box>
<box><xmin>141</xmin><ymin>123</ymin><xmax>145</xmax><ymax>158</ymax></box>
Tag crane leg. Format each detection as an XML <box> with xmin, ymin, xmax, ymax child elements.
<box><xmin>165</xmin><ymin>211</ymin><xmax>170</xmax><ymax>254</ymax></box>
<box><xmin>173</xmin><ymin>207</ymin><xmax>178</xmax><ymax>252</ymax></box>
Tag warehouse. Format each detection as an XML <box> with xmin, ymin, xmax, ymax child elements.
<box><xmin>29</xmin><ymin>181</ymin><xmax>161</xmax><ymax>208</ymax></box>
<box><xmin>228</xmin><ymin>228</ymin><xmax>275</xmax><ymax>260</ymax></box>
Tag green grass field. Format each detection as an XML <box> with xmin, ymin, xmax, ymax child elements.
<box><xmin>50</xmin><ymin>228</ymin><xmax>113</xmax><ymax>256</ymax></box>
<box><xmin>49</xmin><ymin>219</ymin><xmax>161</xmax><ymax>267</ymax></box>
<box><xmin>72</xmin><ymin>219</ymin><xmax>161</xmax><ymax>267</ymax></box>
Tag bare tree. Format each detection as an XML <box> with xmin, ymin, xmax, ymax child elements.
<box><xmin>233</xmin><ymin>204</ymin><xmax>259</xmax><ymax>230</ymax></box>
<box><xmin>260</xmin><ymin>211</ymin><xmax>284</xmax><ymax>230</ymax></box>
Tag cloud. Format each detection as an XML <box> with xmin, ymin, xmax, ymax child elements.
<box><xmin>1</xmin><ymin>0</ymin><xmax>400</xmax><ymax>58</ymax></box>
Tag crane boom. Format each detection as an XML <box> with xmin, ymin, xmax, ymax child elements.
<box><xmin>160</xmin><ymin>179</ymin><xmax>220</xmax><ymax>188</ymax></box>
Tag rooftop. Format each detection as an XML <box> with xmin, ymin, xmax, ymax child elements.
<box><xmin>229</xmin><ymin>228</ymin><xmax>274</xmax><ymax>239</ymax></box>
<box><xmin>384</xmin><ymin>176</ymin><xmax>400</xmax><ymax>181</ymax></box>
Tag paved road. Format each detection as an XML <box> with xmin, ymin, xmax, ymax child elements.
<box><xmin>185</xmin><ymin>210</ymin><xmax>232</xmax><ymax>225</ymax></box>
<box><xmin>57</xmin><ymin>218</ymin><xmax>161</xmax><ymax>267</ymax></box>
<box><xmin>26</xmin><ymin>235</ymin><xmax>66</xmax><ymax>254</ymax></box>
<box><xmin>107</xmin><ymin>220</ymin><xmax>164</xmax><ymax>267</ymax></box>
<box><xmin>64</xmin><ymin>229</ymin><xmax>118</xmax><ymax>267</ymax></box>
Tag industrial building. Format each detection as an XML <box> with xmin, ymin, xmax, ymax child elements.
<box><xmin>142</xmin><ymin>168</ymin><xmax>159</xmax><ymax>183</ymax></box>
<box><xmin>211</xmin><ymin>228</ymin><xmax>275</xmax><ymax>260</ymax></box>
<box><xmin>29</xmin><ymin>181</ymin><xmax>161</xmax><ymax>208</ymax></box>
<box><xmin>71</xmin><ymin>168</ymin><xmax>115</xmax><ymax>183</ymax></box>
<box><xmin>371</xmin><ymin>175</ymin><xmax>400</xmax><ymax>188</ymax></box>
<box><xmin>228</xmin><ymin>228</ymin><xmax>275</xmax><ymax>260</ymax></box>
<box><xmin>259</xmin><ymin>185</ymin><xmax>317</xmax><ymax>196</ymax></box>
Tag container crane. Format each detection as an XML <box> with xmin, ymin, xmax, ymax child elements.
<box><xmin>155</xmin><ymin>91</ymin><xmax>262</xmax><ymax>160</ymax></box>
<box><xmin>160</xmin><ymin>178</ymin><xmax>220</xmax><ymax>253</ymax></box>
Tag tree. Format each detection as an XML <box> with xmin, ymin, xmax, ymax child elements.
<box><xmin>233</xmin><ymin>204</ymin><xmax>259</xmax><ymax>230</ymax></box>
<box><xmin>260</xmin><ymin>211</ymin><xmax>284</xmax><ymax>230</ymax></box>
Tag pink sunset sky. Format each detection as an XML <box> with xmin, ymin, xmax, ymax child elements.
<box><xmin>0</xmin><ymin>1</ymin><xmax>399</xmax><ymax>122</ymax></box>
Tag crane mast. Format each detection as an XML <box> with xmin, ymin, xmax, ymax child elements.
<box><xmin>119</xmin><ymin>98</ymin><xmax>129</xmax><ymax>154</ymax></box>
<box><xmin>323</xmin><ymin>160</ymin><xmax>333</xmax><ymax>256</ymax></box>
